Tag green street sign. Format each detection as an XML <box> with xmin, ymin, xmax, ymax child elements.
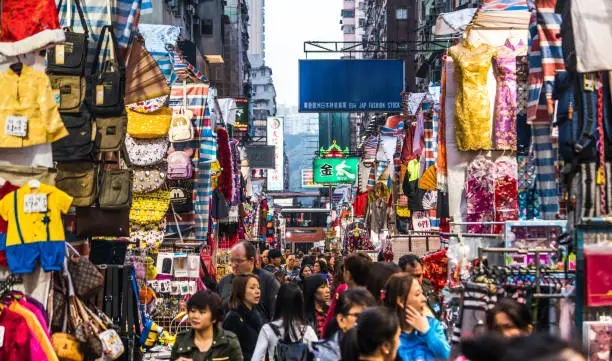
<box><xmin>313</xmin><ymin>157</ymin><xmax>359</xmax><ymax>184</ymax></box>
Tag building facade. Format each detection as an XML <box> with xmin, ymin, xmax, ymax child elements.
<box><xmin>250</xmin><ymin>54</ymin><xmax>277</xmax><ymax>144</ymax></box>
<box><xmin>248</xmin><ymin>0</ymin><xmax>265</xmax><ymax>58</ymax></box>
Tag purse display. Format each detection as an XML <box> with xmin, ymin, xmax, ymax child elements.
<box><xmin>124</xmin><ymin>134</ymin><xmax>169</xmax><ymax>166</ymax></box>
<box><xmin>126</xmin><ymin>106</ymin><xmax>173</xmax><ymax>139</ymax></box>
<box><xmin>89</xmin><ymin>238</ymin><xmax>129</xmax><ymax>265</ymax></box>
<box><xmin>67</xmin><ymin>243</ymin><xmax>105</xmax><ymax>297</ymax></box>
<box><xmin>46</xmin><ymin>0</ymin><xmax>89</xmax><ymax>75</ymax></box>
<box><xmin>96</xmin><ymin>114</ymin><xmax>128</xmax><ymax>152</ymax></box>
<box><xmin>169</xmin><ymin>83</ymin><xmax>194</xmax><ymax>142</ymax></box>
<box><xmin>52</xmin><ymin>332</ymin><xmax>84</xmax><ymax>361</ymax></box>
<box><xmin>52</xmin><ymin>106</ymin><xmax>95</xmax><ymax>162</ymax></box>
<box><xmin>168</xmin><ymin>180</ymin><xmax>193</xmax><ymax>213</ymax></box>
<box><xmin>124</xmin><ymin>33</ymin><xmax>171</xmax><ymax>105</ymax></box>
<box><xmin>130</xmin><ymin>190</ymin><xmax>171</xmax><ymax>226</ymax></box>
<box><xmin>132</xmin><ymin>163</ymin><xmax>167</xmax><ymax>194</ymax></box>
<box><xmin>48</xmin><ymin>74</ymin><xmax>86</xmax><ymax>113</ymax></box>
<box><xmin>86</xmin><ymin>25</ymin><xmax>125</xmax><ymax>116</ymax></box>
<box><xmin>167</xmin><ymin>147</ymin><xmax>194</xmax><ymax>180</ymax></box>
<box><xmin>55</xmin><ymin>162</ymin><xmax>97</xmax><ymax>207</ymax></box>
<box><xmin>98</xmin><ymin>168</ymin><xmax>133</xmax><ymax>209</ymax></box>
<box><xmin>76</xmin><ymin>206</ymin><xmax>130</xmax><ymax>237</ymax></box>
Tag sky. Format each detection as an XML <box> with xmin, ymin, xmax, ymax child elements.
<box><xmin>265</xmin><ymin>0</ymin><xmax>343</xmax><ymax>107</ymax></box>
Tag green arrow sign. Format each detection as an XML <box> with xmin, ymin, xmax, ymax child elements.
<box><xmin>313</xmin><ymin>157</ymin><xmax>359</xmax><ymax>184</ymax></box>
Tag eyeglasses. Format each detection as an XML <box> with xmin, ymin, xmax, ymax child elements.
<box><xmin>230</xmin><ymin>258</ymin><xmax>247</xmax><ymax>265</ymax></box>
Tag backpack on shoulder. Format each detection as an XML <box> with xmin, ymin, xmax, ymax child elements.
<box><xmin>268</xmin><ymin>324</ymin><xmax>312</xmax><ymax>361</ymax></box>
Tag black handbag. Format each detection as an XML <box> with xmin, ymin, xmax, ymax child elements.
<box><xmin>87</xmin><ymin>25</ymin><xmax>125</xmax><ymax>116</ymax></box>
<box><xmin>89</xmin><ymin>239</ymin><xmax>128</xmax><ymax>265</ymax></box>
<box><xmin>47</xmin><ymin>0</ymin><xmax>89</xmax><ymax>75</ymax></box>
<box><xmin>76</xmin><ymin>206</ymin><xmax>129</xmax><ymax>237</ymax></box>
<box><xmin>168</xmin><ymin>180</ymin><xmax>193</xmax><ymax>213</ymax></box>
<box><xmin>52</xmin><ymin>105</ymin><xmax>95</xmax><ymax>162</ymax></box>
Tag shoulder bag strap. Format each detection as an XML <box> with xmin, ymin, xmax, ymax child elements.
<box><xmin>92</xmin><ymin>25</ymin><xmax>125</xmax><ymax>75</ymax></box>
<box><xmin>104</xmin><ymin>266</ymin><xmax>113</xmax><ymax>317</ymax></box>
<box><xmin>57</xmin><ymin>0</ymin><xmax>89</xmax><ymax>34</ymax></box>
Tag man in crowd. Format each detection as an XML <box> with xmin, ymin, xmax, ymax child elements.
<box><xmin>260</xmin><ymin>249</ymin><xmax>270</xmax><ymax>269</ymax></box>
<box><xmin>399</xmin><ymin>254</ymin><xmax>441</xmax><ymax>319</ymax></box>
<box><xmin>282</xmin><ymin>253</ymin><xmax>300</xmax><ymax>281</ymax></box>
<box><xmin>217</xmin><ymin>241</ymin><xmax>280</xmax><ymax>322</ymax></box>
<box><xmin>264</xmin><ymin>249</ymin><xmax>283</xmax><ymax>273</ymax></box>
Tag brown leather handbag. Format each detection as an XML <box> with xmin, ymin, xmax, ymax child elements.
<box><xmin>124</xmin><ymin>33</ymin><xmax>170</xmax><ymax>104</ymax></box>
<box><xmin>55</xmin><ymin>162</ymin><xmax>97</xmax><ymax>207</ymax></box>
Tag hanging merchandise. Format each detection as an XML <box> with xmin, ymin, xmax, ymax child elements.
<box><xmin>584</xmin><ymin>245</ymin><xmax>612</xmax><ymax>307</ymax></box>
<box><xmin>126</xmin><ymin>106</ymin><xmax>173</xmax><ymax>139</ymax></box>
<box><xmin>169</xmin><ymin>84</ymin><xmax>195</xmax><ymax>143</ymax></box>
<box><xmin>167</xmin><ymin>147</ymin><xmax>194</xmax><ymax>180</ymax></box>
<box><xmin>86</xmin><ymin>26</ymin><xmax>125</xmax><ymax>116</ymax></box>
<box><xmin>124</xmin><ymin>33</ymin><xmax>171</xmax><ymax>104</ymax></box>
<box><xmin>51</xmin><ymin>107</ymin><xmax>95</xmax><ymax>162</ymax></box>
<box><xmin>465</xmin><ymin>155</ymin><xmax>495</xmax><ymax>233</ymax></box>
<box><xmin>76</xmin><ymin>207</ymin><xmax>130</xmax><ymax>237</ymax></box>
<box><xmin>55</xmin><ymin>162</ymin><xmax>97</xmax><ymax>207</ymax></box>
<box><xmin>95</xmin><ymin>114</ymin><xmax>128</xmax><ymax>153</ymax></box>
<box><xmin>168</xmin><ymin>180</ymin><xmax>194</xmax><ymax>213</ymax></box>
<box><xmin>124</xmin><ymin>134</ymin><xmax>169</xmax><ymax>166</ymax></box>
<box><xmin>0</xmin><ymin>0</ymin><xmax>65</xmax><ymax>59</ymax></box>
<box><xmin>48</xmin><ymin>74</ymin><xmax>87</xmax><ymax>113</ymax></box>
<box><xmin>129</xmin><ymin>189</ymin><xmax>171</xmax><ymax>226</ymax></box>
<box><xmin>98</xmin><ymin>168</ymin><xmax>133</xmax><ymax>210</ymax></box>
<box><xmin>132</xmin><ymin>163</ymin><xmax>167</xmax><ymax>194</ymax></box>
<box><xmin>46</xmin><ymin>0</ymin><xmax>89</xmax><ymax>75</ymax></box>
<box><xmin>0</xmin><ymin>65</ymin><xmax>67</xmax><ymax>148</ymax></box>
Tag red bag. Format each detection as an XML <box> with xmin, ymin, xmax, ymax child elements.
<box><xmin>585</xmin><ymin>246</ymin><xmax>612</xmax><ymax>306</ymax></box>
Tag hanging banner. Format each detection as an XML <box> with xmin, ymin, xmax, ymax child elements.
<box><xmin>302</xmin><ymin>169</ymin><xmax>323</xmax><ymax>188</ymax></box>
<box><xmin>313</xmin><ymin>157</ymin><xmax>359</xmax><ymax>184</ymax></box>
<box><xmin>267</xmin><ymin>116</ymin><xmax>284</xmax><ymax>191</ymax></box>
<box><xmin>245</xmin><ymin>146</ymin><xmax>275</xmax><ymax>169</ymax></box>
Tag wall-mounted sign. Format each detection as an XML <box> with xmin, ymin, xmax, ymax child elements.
<box><xmin>267</xmin><ymin>116</ymin><xmax>284</xmax><ymax>191</ymax></box>
<box><xmin>313</xmin><ymin>157</ymin><xmax>359</xmax><ymax>184</ymax></box>
<box><xmin>245</xmin><ymin>146</ymin><xmax>275</xmax><ymax>169</ymax></box>
<box><xmin>299</xmin><ymin>59</ymin><xmax>405</xmax><ymax>112</ymax></box>
<box><xmin>301</xmin><ymin>169</ymin><xmax>322</xmax><ymax>188</ymax></box>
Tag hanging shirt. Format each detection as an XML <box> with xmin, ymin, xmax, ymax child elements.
<box><xmin>9</xmin><ymin>301</ymin><xmax>57</xmax><ymax>361</ymax></box>
<box><xmin>0</xmin><ymin>181</ymin><xmax>19</xmax><ymax>266</ymax></box>
<box><xmin>0</xmin><ymin>307</ymin><xmax>34</xmax><ymax>361</ymax></box>
<box><xmin>0</xmin><ymin>65</ymin><xmax>67</xmax><ymax>148</ymax></box>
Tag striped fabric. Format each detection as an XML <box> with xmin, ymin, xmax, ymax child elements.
<box><xmin>532</xmin><ymin>124</ymin><xmax>559</xmax><ymax>219</ymax></box>
<box><xmin>367</xmin><ymin>166</ymin><xmax>376</xmax><ymax>190</ymax></box>
<box><xmin>166</xmin><ymin>83</ymin><xmax>214</xmax><ymax>240</ymax></box>
<box><xmin>57</xmin><ymin>0</ymin><xmax>152</xmax><ymax>62</ymax></box>
<box><xmin>481</xmin><ymin>0</ymin><xmax>529</xmax><ymax>11</ymax></box>
<box><xmin>171</xmin><ymin>50</ymin><xmax>208</xmax><ymax>82</ymax></box>
<box><xmin>363</xmin><ymin>135</ymin><xmax>379</xmax><ymax>160</ymax></box>
<box><xmin>526</xmin><ymin>11</ymin><xmax>547</xmax><ymax>124</ymax></box>
<box><xmin>423</xmin><ymin>104</ymin><xmax>439</xmax><ymax>170</ymax></box>
<box><xmin>376</xmin><ymin>161</ymin><xmax>389</xmax><ymax>181</ymax></box>
<box><xmin>139</xmin><ymin>24</ymin><xmax>181</xmax><ymax>84</ymax></box>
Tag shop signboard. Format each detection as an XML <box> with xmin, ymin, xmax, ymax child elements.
<box><xmin>301</xmin><ymin>169</ymin><xmax>323</xmax><ymax>188</ymax></box>
<box><xmin>267</xmin><ymin>116</ymin><xmax>284</xmax><ymax>191</ymax></box>
<box><xmin>313</xmin><ymin>157</ymin><xmax>359</xmax><ymax>184</ymax></box>
<box><xmin>235</xmin><ymin>98</ymin><xmax>249</xmax><ymax>125</ymax></box>
<box><xmin>299</xmin><ymin>59</ymin><xmax>404</xmax><ymax>112</ymax></box>
<box><xmin>245</xmin><ymin>145</ymin><xmax>275</xmax><ymax>169</ymax></box>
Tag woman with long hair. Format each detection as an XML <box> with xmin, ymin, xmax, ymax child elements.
<box><xmin>303</xmin><ymin>274</ymin><xmax>331</xmax><ymax>338</ymax></box>
<box><xmin>366</xmin><ymin>262</ymin><xmax>402</xmax><ymax>304</ymax></box>
<box><xmin>382</xmin><ymin>273</ymin><xmax>450</xmax><ymax>361</ymax></box>
<box><xmin>251</xmin><ymin>283</ymin><xmax>318</xmax><ymax>361</ymax></box>
<box><xmin>340</xmin><ymin>307</ymin><xmax>401</xmax><ymax>361</ymax></box>
<box><xmin>324</xmin><ymin>287</ymin><xmax>377</xmax><ymax>339</ymax></box>
<box><xmin>223</xmin><ymin>274</ymin><xmax>265</xmax><ymax>361</ymax></box>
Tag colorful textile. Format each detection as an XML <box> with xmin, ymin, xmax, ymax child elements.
<box><xmin>480</xmin><ymin>0</ymin><xmax>529</xmax><ymax>11</ymax></box>
<box><xmin>9</xmin><ymin>301</ymin><xmax>57</xmax><ymax>361</ymax></box>
<box><xmin>493</xmin><ymin>39</ymin><xmax>527</xmax><ymax>150</ymax></box>
<box><xmin>138</xmin><ymin>24</ymin><xmax>180</xmax><ymax>84</ymax></box>
<box><xmin>518</xmin><ymin>153</ymin><xmax>540</xmax><ymax>220</ymax></box>
<box><xmin>493</xmin><ymin>157</ymin><xmax>519</xmax><ymax>233</ymax></box>
<box><xmin>532</xmin><ymin>124</ymin><xmax>559</xmax><ymax>219</ymax></box>
<box><xmin>363</xmin><ymin>135</ymin><xmax>378</xmax><ymax>160</ymax></box>
<box><xmin>449</xmin><ymin>39</ymin><xmax>497</xmax><ymax>150</ymax></box>
<box><xmin>0</xmin><ymin>308</ymin><xmax>35</xmax><ymax>361</ymax></box>
<box><xmin>423</xmin><ymin>105</ymin><xmax>439</xmax><ymax>170</ymax></box>
<box><xmin>466</xmin><ymin>156</ymin><xmax>495</xmax><ymax>233</ymax></box>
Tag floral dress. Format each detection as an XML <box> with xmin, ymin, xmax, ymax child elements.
<box><xmin>492</xmin><ymin>39</ymin><xmax>527</xmax><ymax>150</ymax></box>
<box><xmin>449</xmin><ymin>39</ymin><xmax>497</xmax><ymax>151</ymax></box>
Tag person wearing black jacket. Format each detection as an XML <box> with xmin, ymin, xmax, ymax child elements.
<box><xmin>303</xmin><ymin>274</ymin><xmax>331</xmax><ymax>338</ymax></box>
<box><xmin>217</xmin><ymin>242</ymin><xmax>280</xmax><ymax>322</ymax></box>
<box><xmin>223</xmin><ymin>274</ymin><xmax>265</xmax><ymax>361</ymax></box>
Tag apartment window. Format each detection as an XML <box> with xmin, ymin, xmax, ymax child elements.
<box><xmin>201</xmin><ymin>19</ymin><xmax>213</xmax><ymax>35</ymax></box>
<box><xmin>359</xmin><ymin>18</ymin><xmax>365</xmax><ymax>27</ymax></box>
<box><xmin>341</xmin><ymin>10</ymin><xmax>355</xmax><ymax>18</ymax></box>
<box><xmin>396</xmin><ymin>8</ymin><xmax>408</xmax><ymax>20</ymax></box>
<box><xmin>343</xmin><ymin>25</ymin><xmax>355</xmax><ymax>34</ymax></box>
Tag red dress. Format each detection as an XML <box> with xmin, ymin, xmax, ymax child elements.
<box><xmin>0</xmin><ymin>0</ymin><xmax>65</xmax><ymax>57</ymax></box>
<box><xmin>0</xmin><ymin>308</ymin><xmax>32</xmax><ymax>361</ymax></box>
<box><xmin>0</xmin><ymin>181</ymin><xmax>19</xmax><ymax>266</ymax></box>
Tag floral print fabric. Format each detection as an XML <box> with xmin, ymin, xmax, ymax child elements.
<box><xmin>493</xmin><ymin>157</ymin><xmax>519</xmax><ymax>233</ymax></box>
<box><xmin>449</xmin><ymin>39</ymin><xmax>497</xmax><ymax>151</ymax></box>
<box><xmin>466</xmin><ymin>156</ymin><xmax>495</xmax><ymax>233</ymax></box>
<box><xmin>492</xmin><ymin>39</ymin><xmax>527</xmax><ymax>150</ymax></box>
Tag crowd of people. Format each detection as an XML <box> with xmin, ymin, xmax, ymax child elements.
<box><xmin>170</xmin><ymin>241</ymin><xmax>587</xmax><ymax>361</ymax></box>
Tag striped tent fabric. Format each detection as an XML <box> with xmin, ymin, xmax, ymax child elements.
<box><xmin>423</xmin><ymin>104</ymin><xmax>439</xmax><ymax>170</ymax></box>
<box><xmin>139</xmin><ymin>24</ymin><xmax>181</xmax><ymax>84</ymax></box>
<box><xmin>57</xmin><ymin>0</ymin><xmax>152</xmax><ymax>63</ymax></box>
<box><xmin>480</xmin><ymin>0</ymin><xmax>529</xmax><ymax>11</ymax></box>
<box><xmin>170</xmin><ymin>50</ymin><xmax>208</xmax><ymax>83</ymax></box>
<box><xmin>536</xmin><ymin>0</ymin><xmax>564</xmax><ymax>113</ymax></box>
<box><xmin>532</xmin><ymin>124</ymin><xmax>559</xmax><ymax>219</ymax></box>
<box><xmin>166</xmin><ymin>82</ymin><xmax>214</xmax><ymax>240</ymax></box>
<box><xmin>363</xmin><ymin>135</ymin><xmax>379</xmax><ymax>160</ymax></box>
<box><xmin>526</xmin><ymin>11</ymin><xmax>547</xmax><ymax>125</ymax></box>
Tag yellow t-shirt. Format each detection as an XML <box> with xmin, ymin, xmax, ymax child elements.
<box><xmin>0</xmin><ymin>183</ymin><xmax>72</xmax><ymax>247</ymax></box>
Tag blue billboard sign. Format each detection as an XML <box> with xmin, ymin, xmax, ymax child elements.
<box><xmin>299</xmin><ymin>59</ymin><xmax>404</xmax><ymax>113</ymax></box>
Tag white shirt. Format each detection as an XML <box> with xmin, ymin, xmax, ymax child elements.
<box><xmin>251</xmin><ymin>320</ymin><xmax>318</xmax><ymax>361</ymax></box>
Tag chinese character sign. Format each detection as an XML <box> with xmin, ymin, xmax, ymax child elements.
<box><xmin>313</xmin><ymin>157</ymin><xmax>359</xmax><ymax>184</ymax></box>
<box><xmin>267</xmin><ymin>116</ymin><xmax>284</xmax><ymax>190</ymax></box>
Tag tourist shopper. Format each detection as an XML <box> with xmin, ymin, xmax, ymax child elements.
<box><xmin>399</xmin><ymin>254</ymin><xmax>442</xmax><ymax>318</ymax></box>
<box><xmin>303</xmin><ymin>274</ymin><xmax>331</xmax><ymax>338</ymax></box>
<box><xmin>340</xmin><ymin>307</ymin><xmax>401</xmax><ymax>361</ymax></box>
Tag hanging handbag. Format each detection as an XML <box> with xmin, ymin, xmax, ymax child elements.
<box><xmin>129</xmin><ymin>190</ymin><xmax>171</xmax><ymax>226</ymax></box>
<box><xmin>98</xmin><ymin>167</ymin><xmax>133</xmax><ymax>209</ymax></box>
<box><xmin>66</xmin><ymin>243</ymin><xmax>105</xmax><ymax>298</ymax></box>
<box><xmin>132</xmin><ymin>163</ymin><xmax>167</xmax><ymax>194</ymax></box>
<box><xmin>96</xmin><ymin>114</ymin><xmax>128</xmax><ymax>152</ymax></box>
<box><xmin>89</xmin><ymin>238</ymin><xmax>129</xmax><ymax>265</ymax></box>
<box><xmin>76</xmin><ymin>207</ymin><xmax>130</xmax><ymax>237</ymax></box>
<box><xmin>47</xmin><ymin>0</ymin><xmax>89</xmax><ymax>75</ymax></box>
<box><xmin>87</xmin><ymin>25</ymin><xmax>125</xmax><ymax>116</ymax></box>
<box><xmin>168</xmin><ymin>180</ymin><xmax>193</xmax><ymax>213</ymax></box>
<box><xmin>53</xmin><ymin>273</ymin><xmax>85</xmax><ymax>361</ymax></box>
<box><xmin>124</xmin><ymin>33</ymin><xmax>171</xmax><ymax>105</ymax></box>
<box><xmin>55</xmin><ymin>162</ymin><xmax>97</xmax><ymax>207</ymax></box>
<box><xmin>124</xmin><ymin>134</ymin><xmax>169</xmax><ymax>166</ymax></box>
<box><xmin>169</xmin><ymin>82</ymin><xmax>194</xmax><ymax>143</ymax></box>
<box><xmin>52</xmin><ymin>106</ymin><xmax>95</xmax><ymax>162</ymax></box>
<box><xmin>126</xmin><ymin>106</ymin><xmax>173</xmax><ymax>139</ymax></box>
<box><xmin>48</xmin><ymin>74</ymin><xmax>86</xmax><ymax>113</ymax></box>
